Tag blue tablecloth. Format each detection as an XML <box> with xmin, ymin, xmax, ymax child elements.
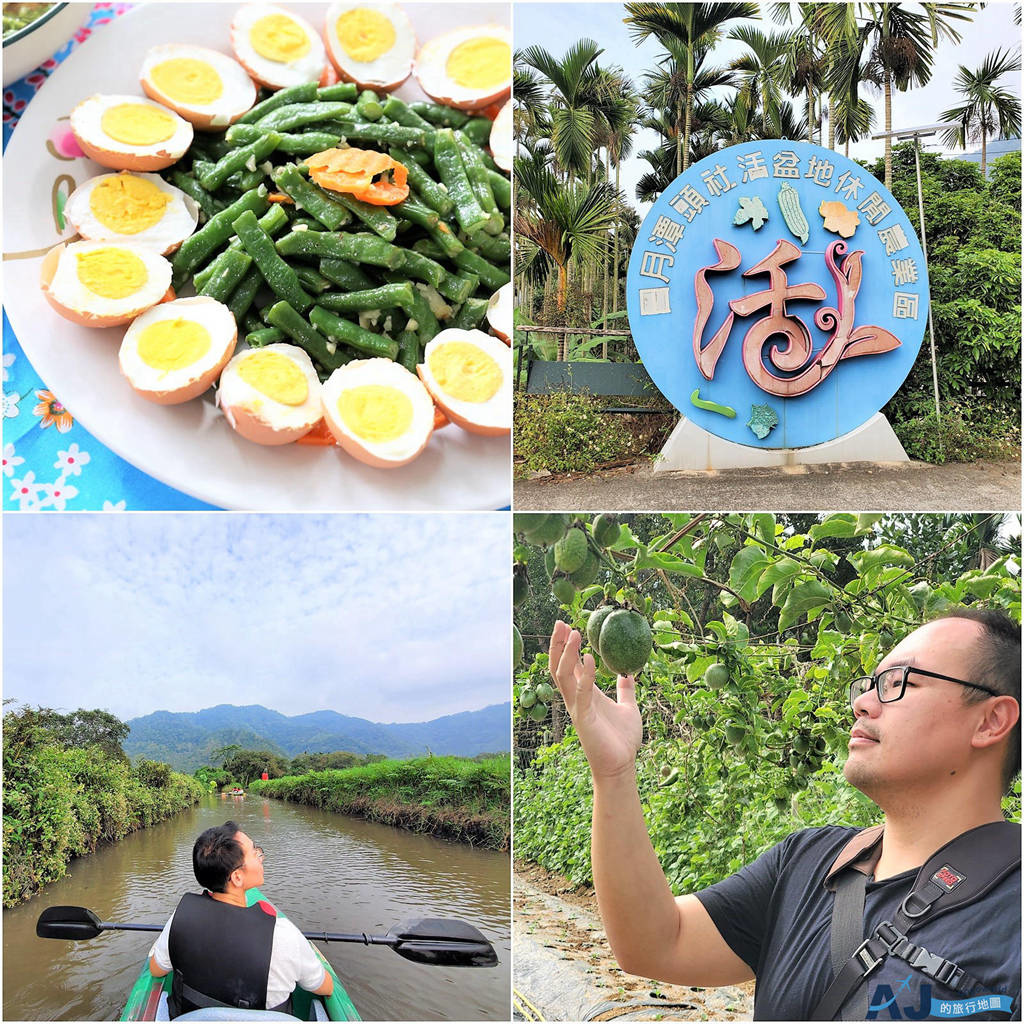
<box><xmin>2</xmin><ymin>3</ymin><xmax>216</xmax><ymax>510</ymax></box>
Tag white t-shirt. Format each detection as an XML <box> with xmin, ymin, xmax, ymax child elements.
<box><xmin>149</xmin><ymin>905</ymin><xmax>327</xmax><ymax>1010</ymax></box>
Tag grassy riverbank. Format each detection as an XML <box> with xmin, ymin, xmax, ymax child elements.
<box><xmin>250</xmin><ymin>755</ymin><xmax>511</xmax><ymax>850</ymax></box>
<box><xmin>3</xmin><ymin>710</ymin><xmax>203</xmax><ymax>907</ymax></box>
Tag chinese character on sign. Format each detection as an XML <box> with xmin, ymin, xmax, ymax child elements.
<box><xmin>890</xmin><ymin>258</ymin><xmax>918</xmax><ymax>286</ymax></box>
<box><xmin>701</xmin><ymin>163</ymin><xmax>736</xmax><ymax>197</ymax></box>
<box><xmin>692</xmin><ymin>237</ymin><xmax>900</xmax><ymax>397</ymax></box>
<box><xmin>640</xmin><ymin>250</ymin><xmax>673</xmax><ymax>283</ymax></box>
<box><xmin>805</xmin><ymin>155</ymin><xmax>835</xmax><ymax>187</ymax></box>
<box><xmin>772</xmin><ymin>150</ymin><xmax>800</xmax><ymax>178</ymax></box>
<box><xmin>835</xmin><ymin>170</ymin><xmax>863</xmax><ymax>201</ymax></box>
<box><xmin>648</xmin><ymin>215</ymin><xmax>685</xmax><ymax>253</ymax></box>
<box><xmin>877</xmin><ymin>224</ymin><xmax>910</xmax><ymax>256</ymax></box>
<box><xmin>858</xmin><ymin>191</ymin><xmax>892</xmax><ymax>225</ymax></box>
<box><xmin>638</xmin><ymin>287</ymin><xmax>672</xmax><ymax>315</ymax></box>
<box><xmin>736</xmin><ymin>150</ymin><xmax>769</xmax><ymax>182</ymax></box>
<box><xmin>893</xmin><ymin>292</ymin><xmax>919</xmax><ymax>319</ymax></box>
<box><xmin>669</xmin><ymin>184</ymin><xmax>709</xmax><ymax>222</ymax></box>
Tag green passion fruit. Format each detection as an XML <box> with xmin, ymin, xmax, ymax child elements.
<box><xmin>519</xmin><ymin>686</ymin><xmax>537</xmax><ymax>708</ymax></box>
<box><xmin>592</xmin><ymin>513</ymin><xmax>620</xmax><ymax>548</ymax></box>
<box><xmin>586</xmin><ymin>604</ymin><xmax>616</xmax><ymax>654</ymax></box>
<box><xmin>598</xmin><ymin>608</ymin><xmax>653</xmax><ymax>676</ymax></box>
<box><xmin>525</xmin><ymin>513</ymin><xmax>570</xmax><ymax>546</ymax></box>
<box><xmin>544</xmin><ymin>547</ymin><xmax>556</xmax><ymax>579</ymax></box>
<box><xmin>552</xmin><ymin>576</ymin><xmax>576</xmax><ymax>605</ymax></box>
<box><xmin>536</xmin><ymin>682</ymin><xmax>555</xmax><ymax>702</ymax></box>
<box><xmin>554</xmin><ymin>527</ymin><xmax>588</xmax><ymax>573</ymax></box>
<box><xmin>704</xmin><ymin>663</ymin><xmax>729</xmax><ymax>690</ymax></box>
<box><xmin>513</xmin><ymin>564</ymin><xmax>529</xmax><ymax>607</ymax></box>
<box><xmin>725</xmin><ymin>722</ymin><xmax>746</xmax><ymax>745</ymax></box>
<box><xmin>513</xmin><ymin>624</ymin><xmax>523</xmax><ymax>666</ymax></box>
<box><xmin>528</xmin><ymin>702</ymin><xmax>549</xmax><ymax>722</ymax></box>
<box><xmin>569</xmin><ymin>549</ymin><xmax>600</xmax><ymax>588</ymax></box>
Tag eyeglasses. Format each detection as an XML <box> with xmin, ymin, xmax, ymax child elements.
<box><xmin>849</xmin><ymin>665</ymin><xmax>1003</xmax><ymax>708</ymax></box>
<box><xmin>253</xmin><ymin>845</ymin><xmax>265</xmax><ymax>862</ymax></box>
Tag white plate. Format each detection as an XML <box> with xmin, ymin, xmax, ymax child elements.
<box><xmin>3</xmin><ymin>2</ymin><xmax>511</xmax><ymax>511</ymax></box>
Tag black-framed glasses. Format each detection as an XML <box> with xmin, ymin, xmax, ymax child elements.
<box><xmin>849</xmin><ymin>665</ymin><xmax>1003</xmax><ymax>708</ymax></box>
<box><xmin>253</xmin><ymin>845</ymin><xmax>265</xmax><ymax>862</ymax></box>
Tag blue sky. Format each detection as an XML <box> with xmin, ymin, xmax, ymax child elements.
<box><xmin>3</xmin><ymin>514</ymin><xmax>510</xmax><ymax>723</ymax></box>
<box><xmin>515</xmin><ymin>2</ymin><xmax>1021</xmax><ymax>212</ymax></box>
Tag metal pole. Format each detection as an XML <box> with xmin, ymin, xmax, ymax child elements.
<box><xmin>913</xmin><ymin>135</ymin><xmax>942</xmax><ymax>424</ymax></box>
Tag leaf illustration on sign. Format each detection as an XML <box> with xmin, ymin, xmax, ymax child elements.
<box><xmin>733</xmin><ymin>196</ymin><xmax>770</xmax><ymax>230</ymax></box>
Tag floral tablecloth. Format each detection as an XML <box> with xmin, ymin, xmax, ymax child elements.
<box><xmin>2</xmin><ymin>3</ymin><xmax>216</xmax><ymax>510</ymax></box>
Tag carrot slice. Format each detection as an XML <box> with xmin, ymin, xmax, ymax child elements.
<box><xmin>296</xmin><ymin>418</ymin><xmax>338</xmax><ymax>446</ymax></box>
<box><xmin>433</xmin><ymin>405</ymin><xmax>450</xmax><ymax>431</ymax></box>
<box><xmin>267</xmin><ymin>192</ymin><xmax>294</xmax><ymax>204</ymax></box>
<box><xmin>306</xmin><ymin>147</ymin><xmax>409</xmax><ymax>206</ymax></box>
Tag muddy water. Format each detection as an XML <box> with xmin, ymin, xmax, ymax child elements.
<box><xmin>3</xmin><ymin>795</ymin><xmax>510</xmax><ymax>1021</ymax></box>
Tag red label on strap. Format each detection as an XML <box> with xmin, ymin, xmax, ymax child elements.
<box><xmin>932</xmin><ymin>864</ymin><xmax>965</xmax><ymax>891</ymax></box>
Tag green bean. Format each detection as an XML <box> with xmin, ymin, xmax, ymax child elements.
<box><xmin>197</xmin><ymin>249</ymin><xmax>253</xmax><ymax>302</ymax></box>
<box><xmin>389</xmin><ymin>148</ymin><xmax>453</xmax><ymax>216</ymax></box>
<box><xmin>172</xmin><ymin>188</ymin><xmax>270</xmax><ymax>288</ymax></box>
<box><xmin>453</xmin><ymin>247</ymin><xmax>509</xmax><ymax>292</ymax></box>
<box><xmin>467</xmin><ymin>230</ymin><xmax>511</xmax><ymax>263</ymax></box>
<box><xmin>242</xmin><ymin>311</ymin><xmax>265</xmax><ymax>336</ymax></box>
<box><xmin>198</xmin><ymin>132</ymin><xmax>281</xmax><ymax>191</ymax></box>
<box><xmin>294</xmin><ymin>266</ymin><xmax>333</xmax><ymax>294</ymax></box>
<box><xmin>425</xmin><ymin>221</ymin><xmax>465</xmax><ymax>260</ymax></box>
<box><xmin>227</xmin><ymin>266</ymin><xmax>263</xmax><ymax>324</ymax></box>
<box><xmin>193</xmin><ymin>248</ymin><xmax>231</xmax><ymax>292</ymax></box>
<box><xmin>398</xmin><ymin>249</ymin><xmax>445</xmax><ymax>289</ymax></box>
<box><xmin>450</xmin><ymin>297</ymin><xmax>489</xmax><ymax>330</ymax></box>
<box><xmin>238</xmin><ymin>82</ymin><xmax>319</xmax><ymax>125</ymax></box>
<box><xmin>256</xmin><ymin>102</ymin><xmax>353</xmax><ymax>133</ymax></box>
<box><xmin>188</xmin><ymin>134</ymin><xmax>233</xmax><ymax>161</ymax></box>
<box><xmin>325</xmin><ymin>120</ymin><xmax>430</xmax><ymax>150</ymax></box>
<box><xmin>266</xmin><ymin>301</ymin><xmax>348</xmax><ymax>371</ymax></box>
<box><xmin>317</xmin><ymin>83</ymin><xmax>359</xmax><ymax>102</ymax></box>
<box><xmin>387</xmin><ymin>278</ymin><xmax>438</xmax><ymax>343</ymax></box>
<box><xmin>271</xmin><ymin>164</ymin><xmax>351</xmax><ymax>230</ymax></box>
<box><xmin>319</xmin><ymin>258</ymin><xmax>376</xmax><ymax>291</ymax></box>
<box><xmin>170</xmin><ymin>170</ymin><xmax>221</xmax><ymax>221</ymax></box>
<box><xmin>233</xmin><ymin>210</ymin><xmax>314</xmax><ymax>313</ymax></box>
<box><xmin>396</xmin><ymin>329</ymin><xmax>421</xmax><ymax>372</ymax></box>
<box><xmin>318</xmin><ymin>282</ymin><xmax>416</xmax><ymax>315</ymax></box>
<box><xmin>277</xmin><ymin>230</ymin><xmax>406</xmax><ymax>269</ymax></box>
<box><xmin>246</xmin><ymin>326</ymin><xmax>286</xmax><ymax>347</ymax></box>
<box><xmin>381</xmin><ymin>96</ymin><xmax>433</xmax><ymax>130</ymax></box>
<box><xmin>437</xmin><ymin>268</ymin><xmax>477</xmax><ymax>305</ymax></box>
<box><xmin>327</xmin><ymin>191</ymin><xmax>398</xmax><ymax>241</ymax></box>
<box><xmin>409</xmin><ymin>101</ymin><xmax>470</xmax><ymax>128</ymax></box>
<box><xmin>356</xmin><ymin>89</ymin><xmax>384</xmax><ymax>121</ymax></box>
<box><xmin>227</xmin><ymin>122</ymin><xmax>343</xmax><ymax>156</ymax></box>
<box><xmin>411</xmin><ymin>238</ymin><xmax>445</xmax><ymax>261</ymax></box>
<box><xmin>454</xmin><ymin>133</ymin><xmax>501</xmax><ymax>234</ymax></box>
<box><xmin>225</xmin><ymin>204</ymin><xmax>289</xmax><ymax>254</ymax></box>
<box><xmin>432</xmin><ymin>128</ymin><xmax>488</xmax><ymax>234</ymax></box>
<box><xmin>224</xmin><ymin>165</ymin><xmax>268</xmax><ymax>193</ymax></box>
<box><xmin>192</xmin><ymin>157</ymin><xmax>217</xmax><ymax>182</ymax></box>
<box><xmin>485</xmin><ymin>169</ymin><xmax>511</xmax><ymax>210</ymax></box>
<box><xmin>460</xmin><ymin>117</ymin><xmax>492</xmax><ymax>146</ymax></box>
<box><xmin>309</xmin><ymin>306</ymin><xmax>400</xmax><ymax>360</ymax></box>
<box><xmin>404</xmin><ymin>148</ymin><xmax>432</xmax><ymax>167</ymax></box>
<box><xmin>394</xmin><ymin>196</ymin><xmax>439</xmax><ymax>231</ymax></box>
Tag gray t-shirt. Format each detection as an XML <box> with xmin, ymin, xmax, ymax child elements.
<box><xmin>697</xmin><ymin>825</ymin><xmax>1020</xmax><ymax>1021</ymax></box>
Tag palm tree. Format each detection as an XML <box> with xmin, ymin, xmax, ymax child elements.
<box><xmin>940</xmin><ymin>48</ymin><xmax>1022</xmax><ymax>176</ymax></box>
<box><xmin>728</xmin><ymin>25</ymin><xmax>797</xmax><ymax>138</ymax></box>
<box><xmin>624</xmin><ymin>2</ymin><xmax>758</xmax><ymax>174</ymax></box>
<box><xmin>512</xmin><ymin>64</ymin><xmax>550</xmax><ymax>160</ymax></box>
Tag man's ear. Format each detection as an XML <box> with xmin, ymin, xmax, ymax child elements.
<box><xmin>972</xmin><ymin>695</ymin><xmax>1019</xmax><ymax>750</ymax></box>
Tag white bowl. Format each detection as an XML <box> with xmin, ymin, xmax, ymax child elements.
<box><xmin>3</xmin><ymin>4</ymin><xmax>90</xmax><ymax>87</ymax></box>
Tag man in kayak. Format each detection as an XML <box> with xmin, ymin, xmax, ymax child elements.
<box><xmin>549</xmin><ymin>609</ymin><xmax>1021</xmax><ymax>1020</ymax></box>
<box><xmin>148</xmin><ymin>821</ymin><xmax>333</xmax><ymax>1017</ymax></box>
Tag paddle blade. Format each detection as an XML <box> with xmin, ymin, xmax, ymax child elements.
<box><xmin>387</xmin><ymin>918</ymin><xmax>498</xmax><ymax>968</ymax></box>
<box><xmin>36</xmin><ymin>906</ymin><xmax>104</xmax><ymax>940</ymax></box>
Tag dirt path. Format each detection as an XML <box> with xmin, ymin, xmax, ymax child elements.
<box><xmin>513</xmin><ymin>862</ymin><xmax>754</xmax><ymax>1021</ymax></box>
<box><xmin>514</xmin><ymin>459</ymin><xmax>1021</xmax><ymax>512</ymax></box>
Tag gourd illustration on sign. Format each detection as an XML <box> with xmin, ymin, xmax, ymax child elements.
<box><xmin>626</xmin><ymin>141</ymin><xmax>928</xmax><ymax>449</ymax></box>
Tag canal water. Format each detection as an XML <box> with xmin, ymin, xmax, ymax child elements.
<box><xmin>3</xmin><ymin>794</ymin><xmax>510</xmax><ymax>1021</ymax></box>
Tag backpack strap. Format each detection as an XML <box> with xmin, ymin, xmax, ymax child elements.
<box><xmin>830</xmin><ymin>870</ymin><xmax>870</xmax><ymax>1021</ymax></box>
<box><xmin>811</xmin><ymin>821</ymin><xmax>1020</xmax><ymax>1021</ymax></box>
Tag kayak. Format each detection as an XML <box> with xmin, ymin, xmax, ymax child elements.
<box><xmin>120</xmin><ymin>888</ymin><xmax>361</xmax><ymax>1021</ymax></box>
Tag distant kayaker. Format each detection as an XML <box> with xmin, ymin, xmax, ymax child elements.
<box><xmin>148</xmin><ymin>820</ymin><xmax>334</xmax><ymax>1018</ymax></box>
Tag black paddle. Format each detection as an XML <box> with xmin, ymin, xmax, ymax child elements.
<box><xmin>36</xmin><ymin>906</ymin><xmax>498</xmax><ymax>968</ymax></box>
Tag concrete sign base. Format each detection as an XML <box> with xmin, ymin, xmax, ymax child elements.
<box><xmin>653</xmin><ymin>412</ymin><xmax>909</xmax><ymax>472</ymax></box>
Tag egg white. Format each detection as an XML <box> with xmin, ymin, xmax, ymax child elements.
<box><xmin>485</xmin><ymin>282</ymin><xmax>511</xmax><ymax>343</ymax></box>
<box><xmin>70</xmin><ymin>93</ymin><xmax>194</xmax><ymax>170</ymax></box>
<box><xmin>489</xmin><ymin>99</ymin><xmax>512</xmax><ymax>172</ymax></box>
<box><xmin>231</xmin><ymin>5</ymin><xmax>326</xmax><ymax>90</ymax></box>
<box><xmin>218</xmin><ymin>343</ymin><xmax>323</xmax><ymax>434</ymax></box>
<box><xmin>324</xmin><ymin>1</ymin><xmax>415</xmax><ymax>91</ymax></box>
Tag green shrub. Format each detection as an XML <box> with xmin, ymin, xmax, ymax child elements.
<box><xmin>514</xmin><ymin>391</ymin><xmax>632</xmax><ymax>476</ymax></box>
<box><xmin>893</xmin><ymin>403</ymin><xmax>1021</xmax><ymax>464</ymax></box>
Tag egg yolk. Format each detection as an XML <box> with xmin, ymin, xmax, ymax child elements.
<box><xmin>150</xmin><ymin>57</ymin><xmax>223</xmax><ymax>105</ymax></box>
<box><xmin>89</xmin><ymin>175</ymin><xmax>170</xmax><ymax>235</ymax></box>
<box><xmin>238</xmin><ymin>350</ymin><xmax>309</xmax><ymax>406</ymax></box>
<box><xmin>335</xmin><ymin>8</ymin><xmax>395</xmax><ymax>62</ymax></box>
<box><xmin>137</xmin><ymin>318</ymin><xmax>211</xmax><ymax>371</ymax></box>
<box><xmin>250</xmin><ymin>14</ymin><xmax>310</xmax><ymax>63</ymax></box>
<box><xmin>428</xmin><ymin>342</ymin><xmax>502</xmax><ymax>402</ymax></box>
<box><xmin>338</xmin><ymin>385</ymin><xmax>412</xmax><ymax>442</ymax></box>
<box><xmin>76</xmin><ymin>248</ymin><xmax>148</xmax><ymax>299</ymax></box>
<box><xmin>101</xmin><ymin>103</ymin><xmax>177</xmax><ymax>146</ymax></box>
<box><xmin>445</xmin><ymin>37</ymin><xmax>510</xmax><ymax>90</ymax></box>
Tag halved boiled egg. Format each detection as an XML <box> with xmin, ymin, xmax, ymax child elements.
<box><xmin>119</xmin><ymin>296</ymin><xmax>238</xmax><ymax>405</ymax></box>
<box><xmin>321</xmin><ymin>358</ymin><xmax>435</xmax><ymax>468</ymax></box>
<box><xmin>417</xmin><ymin>329</ymin><xmax>511</xmax><ymax>435</ymax></box>
<box><xmin>489</xmin><ymin>99</ymin><xmax>512</xmax><ymax>172</ymax></box>
<box><xmin>140</xmin><ymin>44</ymin><xmax>257</xmax><ymax>130</ymax></box>
<box><xmin>324</xmin><ymin>2</ymin><xmax>415</xmax><ymax>92</ymax></box>
<box><xmin>70</xmin><ymin>94</ymin><xmax>194</xmax><ymax>171</ymax></box>
<box><xmin>231</xmin><ymin>5</ymin><xmax>327</xmax><ymax>90</ymax></box>
<box><xmin>414</xmin><ymin>25</ymin><xmax>511</xmax><ymax>111</ymax></box>
<box><xmin>486</xmin><ymin>282</ymin><xmax>511</xmax><ymax>344</ymax></box>
<box><xmin>40</xmin><ymin>240</ymin><xmax>173</xmax><ymax>328</ymax></box>
<box><xmin>64</xmin><ymin>172</ymin><xmax>199</xmax><ymax>256</ymax></box>
<box><xmin>218</xmin><ymin>343</ymin><xmax>323</xmax><ymax>445</ymax></box>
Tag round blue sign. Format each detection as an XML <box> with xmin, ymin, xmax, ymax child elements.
<box><xmin>626</xmin><ymin>141</ymin><xmax>928</xmax><ymax>449</ymax></box>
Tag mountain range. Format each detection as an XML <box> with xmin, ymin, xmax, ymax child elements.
<box><xmin>124</xmin><ymin>703</ymin><xmax>511</xmax><ymax>772</ymax></box>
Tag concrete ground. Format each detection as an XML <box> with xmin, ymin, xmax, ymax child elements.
<box><xmin>514</xmin><ymin>459</ymin><xmax>1021</xmax><ymax>512</ymax></box>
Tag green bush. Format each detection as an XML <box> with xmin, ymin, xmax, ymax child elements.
<box><xmin>893</xmin><ymin>403</ymin><xmax>1021</xmax><ymax>464</ymax></box>
<box><xmin>514</xmin><ymin>391</ymin><xmax>633</xmax><ymax>476</ymax></box>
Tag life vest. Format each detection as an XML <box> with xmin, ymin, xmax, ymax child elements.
<box><xmin>167</xmin><ymin>891</ymin><xmax>292</xmax><ymax>1019</ymax></box>
<box><xmin>811</xmin><ymin>820</ymin><xmax>1020</xmax><ymax>1020</ymax></box>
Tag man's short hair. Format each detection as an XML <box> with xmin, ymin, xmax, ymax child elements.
<box><xmin>939</xmin><ymin>608</ymin><xmax>1021</xmax><ymax>793</ymax></box>
<box><xmin>193</xmin><ymin>821</ymin><xmax>244</xmax><ymax>892</ymax></box>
